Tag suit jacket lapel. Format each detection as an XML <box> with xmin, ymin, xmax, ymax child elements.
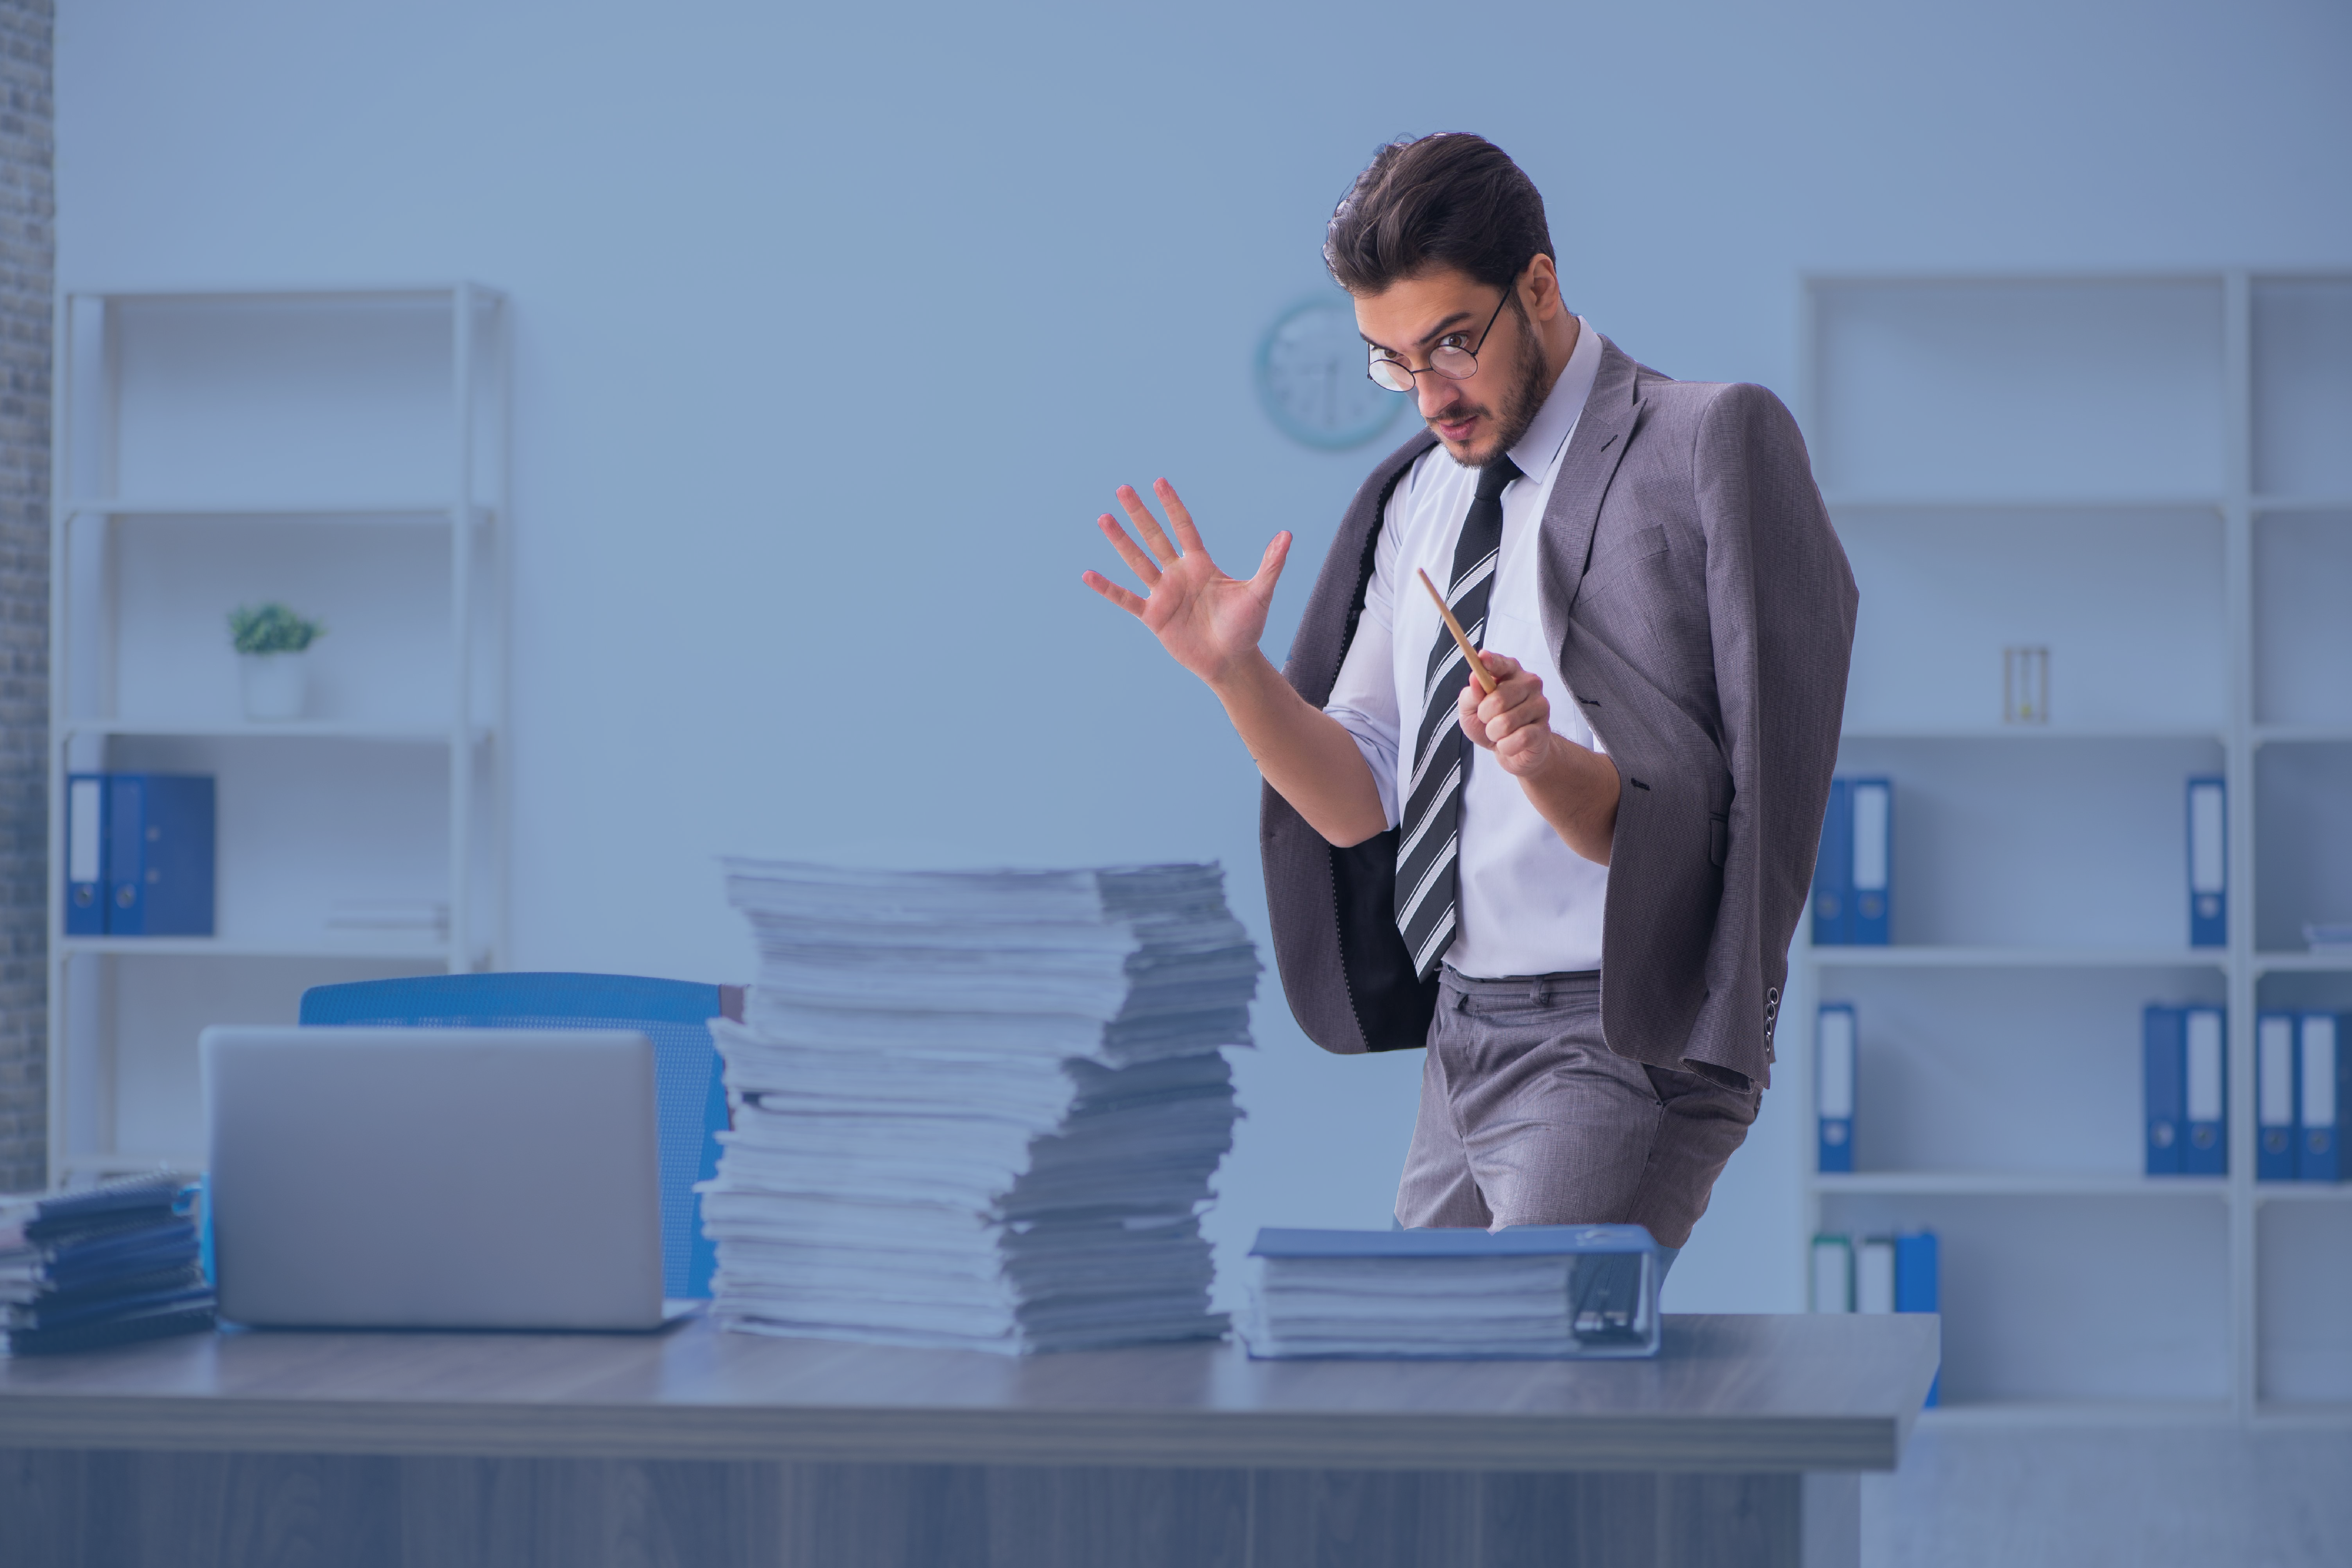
<box><xmin>1536</xmin><ymin>337</ymin><xmax>1646</xmax><ymax>660</ymax></box>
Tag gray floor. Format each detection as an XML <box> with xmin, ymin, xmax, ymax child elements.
<box><xmin>1864</xmin><ymin>1424</ymin><xmax>2352</xmax><ymax>1568</ymax></box>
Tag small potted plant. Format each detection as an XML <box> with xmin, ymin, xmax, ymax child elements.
<box><xmin>229</xmin><ymin>603</ymin><xmax>326</xmax><ymax>722</ymax></box>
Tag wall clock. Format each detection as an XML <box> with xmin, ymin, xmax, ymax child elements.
<box><xmin>1255</xmin><ymin>296</ymin><xmax>1407</xmax><ymax>450</ymax></box>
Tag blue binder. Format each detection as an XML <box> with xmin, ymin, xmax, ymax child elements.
<box><xmin>2182</xmin><ymin>1005</ymin><xmax>2227</xmax><ymax>1176</ymax></box>
<box><xmin>2300</xmin><ymin>1013</ymin><xmax>2342</xmax><ymax>1183</ymax></box>
<box><xmin>104</xmin><ymin>774</ymin><xmax>216</xmax><ymax>937</ymax></box>
<box><xmin>1849</xmin><ymin>777</ymin><xmax>1892</xmax><ymax>946</ymax></box>
<box><xmin>1895</xmin><ymin>1230</ymin><xmax>1940</xmax><ymax>1407</ymax></box>
<box><xmin>2258</xmin><ymin>1011</ymin><xmax>2298</xmax><ymax>1182</ymax></box>
<box><xmin>1817</xmin><ymin>1002</ymin><xmax>1856</xmax><ymax>1173</ymax></box>
<box><xmin>2186</xmin><ymin>777</ymin><xmax>2226</xmax><ymax>948</ymax></box>
<box><xmin>1812</xmin><ymin>778</ymin><xmax>1850</xmax><ymax>945</ymax></box>
<box><xmin>2144</xmin><ymin>1005</ymin><xmax>2185</xmax><ymax>1176</ymax></box>
<box><xmin>64</xmin><ymin>774</ymin><xmax>107</xmax><ymax>936</ymax></box>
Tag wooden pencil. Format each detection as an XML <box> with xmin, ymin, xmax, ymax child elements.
<box><xmin>1416</xmin><ymin>567</ymin><xmax>1498</xmax><ymax>695</ymax></box>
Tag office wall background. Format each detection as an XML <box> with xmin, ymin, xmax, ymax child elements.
<box><xmin>0</xmin><ymin>0</ymin><xmax>47</xmax><ymax>1195</ymax></box>
<box><xmin>52</xmin><ymin>0</ymin><xmax>2352</xmax><ymax>1307</ymax></box>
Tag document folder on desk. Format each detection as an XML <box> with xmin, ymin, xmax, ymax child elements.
<box><xmin>2300</xmin><ymin>1013</ymin><xmax>2342</xmax><ymax>1182</ymax></box>
<box><xmin>2183</xmin><ymin>1006</ymin><xmax>2227</xmax><ymax>1176</ymax></box>
<box><xmin>1242</xmin><ymin>1225</ymin><xmax>1662</xmax><ymax>1360</ymax></box>
<box><xmin>1817</xmin><ymin>1003</ymin><xmax>1856</xmax><ymax>1173</ymax></box>
<box><xmin>2187</xmin><ymin>777</ymin><xmax>2226</xmax><ymax>948</ymax></box>
<box><xmin>2259</xmin><ymin>1012</ymin><xmax>2298</xmax><ymax>1182</ymax></box>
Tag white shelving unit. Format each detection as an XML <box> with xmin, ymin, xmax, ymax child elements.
<box><xmin>1795</xmin><ymin>272</ymin><xmax>2352</xmax><ymax>1427</ymax></box>
<box><xmin>46</xmin><ymin>285</ymin><xmax>508</xmax><ymax>1182</ymax></box>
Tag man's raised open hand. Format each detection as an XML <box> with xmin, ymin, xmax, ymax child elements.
<box><xmin>1081</xmin><ymin>479</ymin><xmax>1292</xmax><ymax>686</ymax></box>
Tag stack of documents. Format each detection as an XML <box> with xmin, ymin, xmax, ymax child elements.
<box><xmin>1243</xmin><ymin>1225</ymin><xmax>1664</xmax><ymax>1360</ymax></box>
<box><xmin>2</xmin><ymin>1175</ymin><xmax>214</xmax><ymax>1356</ymax></box>
<box><xmin>702</xmin><ymin>859</ymin><xmax>1258</xmax><ymax>1353</ymax></box>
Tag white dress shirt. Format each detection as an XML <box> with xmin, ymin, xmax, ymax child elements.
<box><xmin>1323</xmin><ymin>318</ymin><xmax>1609</xmax><ymax>978</ymax></box>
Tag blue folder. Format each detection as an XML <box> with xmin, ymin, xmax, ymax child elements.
<box><xmin>104</xmin><ymin>774</ymin><xmax>215</xmax><ymax>937</ymax></box>
<box><xmin>1812</xmin><ymin>778</ymin><xmax>1850</xmax><ymax>945</ymax></box>
<box><xmin>2186</xmin><ymin>777</ymin><xmax>2226</xmax><ymax>948</ymax></box>
<box><xmin>2301</xmin><ymin>1013</ymin><xmax>2343</xmax><ymax>1183</ymax></box>
<box><xmin>298</xmin><ymin>973</ymin><xmax>738</xmax><ymax>1298</ymax></box>
<box><xmin>1817</xmin><ymin>1002</ymin><xmax>1856</xmax><ymax>1174</ymax></box>
<box><xmin>1895</xmin><ymin>1230</ymin><xmax>1940</xmax><ymax>1407</ymax></box>
<box><xmin>2258</xmin><ymin>1011</ymin><xmax>2297</xmax><ymax>1182</ymax></box>
<box><xmin>1848</xmin><ymin>777</ymin><xmax>1892</xmax><ymax>946</ymax></box>
<box><xmin>2144</xmin><ymin>1005</ymin><xmax>2185</xmax><ymax>1176</ymax></box>
<box><xmin>64</xmin><ymin>773</ymin><xmax>106</xmax><ymax>936</ymax></box>
<box><xmin>2182</xmin><ymin>1005</ymin><xmax>2227</xmax><ymax>1177</ymax></box>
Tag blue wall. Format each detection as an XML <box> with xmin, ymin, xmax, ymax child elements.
<box><xmin>58</xmin><ymin>0</ymin><xmax>2352</xmax><ymax>1310</ymax></box>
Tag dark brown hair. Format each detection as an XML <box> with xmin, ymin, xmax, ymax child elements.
<box><xmin>1323</xmin><ymin>133</ymin><xmax>1554</xmax><ymax>296</ymax></box>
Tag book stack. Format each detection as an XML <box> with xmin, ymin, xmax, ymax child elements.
<box><xmin>2</xmin><ymin>1175</ymin><xmax>215</xmax><ymax>1356</ymax></box>
<box><xmin>1243</xmin><ymin>1225</ymin><xmax>1664</xmax><ymax>1360</ymax></box>
<box><xmin>701</xmin><ymin>859</ymin><xmax>1258</xmax><ymax>1353</ymax></box>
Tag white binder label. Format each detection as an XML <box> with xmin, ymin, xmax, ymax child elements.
<box><xmin>68</xmin><ymin>778</ymin><xmax>100</xmax><ymax>884</ymax></box>
<box><xmin>2304</xmin><ymin>1016</ymin><xmax>2338</xmax><ymax>1130</ymax></box>
<box><xmin>2260</xmin><ymin>1016</ymin><xmax>2297</xmax><ymax>1128</ymax></box>
<box><xmin>2189</xmin><ymin>782</ymin><xmax>2225</xmax><ymax>895</ymax></box>
<box><xmin>1851</xmin><ymin>783</ymin><xmax>1889</xmax><ymax>893</ymax></box>
<box><xmin>1818</xmin><ymin>1008</ymin><xmax>1855</xmax><ymax>1119</ymax></box>
<box><xmin>2186</xmin><ymin>1009</ymin><xmax>2224</xmax><ymax>1124</ymax></box>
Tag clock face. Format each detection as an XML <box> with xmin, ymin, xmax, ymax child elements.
<box><xmin>1255</xmin><ymin>297</ymin><xmax>1408</xmax><ymax>450</ymax></box>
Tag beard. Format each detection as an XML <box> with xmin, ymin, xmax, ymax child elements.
<box><xmin>1429</xmin><ymin>296</ymin><xmax>1548</xmax><ymax>469</ymax></box>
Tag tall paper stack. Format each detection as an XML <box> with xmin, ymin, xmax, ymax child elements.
<box><xmin>703</xmin><ymin>859</ymin><xmax>1258</xmax><ymax>1353</ymax></box>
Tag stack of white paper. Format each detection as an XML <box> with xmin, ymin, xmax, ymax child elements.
<box><xmin>702</xmin><ymin>859</ymin><xmax>1257</xmax><ymax>1353</ymax></box>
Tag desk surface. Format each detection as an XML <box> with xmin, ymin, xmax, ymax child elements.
<box><xmin>0</xmin><ymin>1313</ymin><xmax>1938</xmax><ymax>1475</ymax></box>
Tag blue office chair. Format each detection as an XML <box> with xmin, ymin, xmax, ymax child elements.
<box><xmin>297</xmin><ymin>973</ymin><xmax>741</xmax><ymax>1300</ymax></box>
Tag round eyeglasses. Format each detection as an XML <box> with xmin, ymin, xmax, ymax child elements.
<box><xmin>1365</xmin><ymin>289</ymin><xmax>1512</xmax><ymax>393</ymax></box>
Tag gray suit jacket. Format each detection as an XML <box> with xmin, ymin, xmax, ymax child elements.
<box><xmin>1259</xmin><ymin>337</ymin><xmax>1856</xmax><ymax>1090</ymax></box>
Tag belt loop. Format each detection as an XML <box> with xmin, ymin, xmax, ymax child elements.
<box><xmin>1530</xmin><ymin>977</ymin><xmax>1548</xmax><ymax>1007</ymax></box>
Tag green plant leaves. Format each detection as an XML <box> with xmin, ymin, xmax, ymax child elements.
<box><xmin>227</xmin><ymin>602</ymin><xmax>326</xmax><ymax>655</ymax></box>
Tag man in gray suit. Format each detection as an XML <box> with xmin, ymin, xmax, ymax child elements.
<box><xmin>1083</xmin><ymin>133</ymin><xmax>1855</xmax><ymax>1260</ymax></box>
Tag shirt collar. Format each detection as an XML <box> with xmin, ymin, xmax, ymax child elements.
<box><xmin>1507</xmin><ymin>315</ymin><xmax>1603</xmax><ymax>482</ymax></box>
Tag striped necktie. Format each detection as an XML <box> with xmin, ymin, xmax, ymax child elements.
<box><xmin>1395</xmin><ymin>454</ymin><xmax>1521</xmax><ymax>981</ymax></box>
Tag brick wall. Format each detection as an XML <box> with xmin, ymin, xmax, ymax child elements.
<box><xmin>0</xmin><ymin>0</ymin><xmax>48</xmax><ymax>1193</ymax></box>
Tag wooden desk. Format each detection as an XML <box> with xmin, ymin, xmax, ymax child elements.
<box><xmin>0</xmin><ymin>1313</ymin><xmax>1936</xmax><ymax>1568</ymax></box>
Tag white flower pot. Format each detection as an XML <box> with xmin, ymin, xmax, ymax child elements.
<box><xmin>239</xmin><ymin>651</ymin><xmax>309</xmax><ymax>722</ymax></box>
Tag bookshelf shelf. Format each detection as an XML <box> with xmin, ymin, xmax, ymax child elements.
<box><xmin>1812</xmin><ymin>1173</ymin><xmax>2228</xmax><ymax>1199</ymax></box>
<box><xmin>1819</xmin><ymin>495</ymin><xmax>2225</xmax><ymax>512</ymax></box>
<box><xmin>56</xmin><ymin>936</ymin><xmax>463</xmax><ymax>962</ymax></box>
<box><xmin>2254</xmin><ymin>952</ymin><xmax>2352</xmax><ymax>974</ymax></box>
<box><xmin>46</xmin><ymin>285</ymin><xmax>509</xmax><ymax>1184</ymax></box>
<box><xmin>1917</xmin><ymin>1399</ymin><xmax>2239</xmax><ymax>1430</ymax></box>
<box><xmin>1798</xmin><ymin>269</ymin><xmax>2352</xmax><ymax>1424</ymax></box>
<box><xmin>2252</xmin><ymin>1184</ymin><xmax>2352</xmax><ymax>1204</ymax></box>
<box><xmin>1809</xmin><ymin>946</ymin><xmax>2225</xmax><ymax>970</ymax></box>
<box><xmin>56</xmin><ymin>720</ymin><xmax>491</xmax><ymax>746</ymax></box>
<box><xmin>61</xmin><ymin>499</ymin><xmax>492</xmax><ymax>523</ymax></box>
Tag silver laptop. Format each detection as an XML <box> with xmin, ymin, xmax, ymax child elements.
<box><xmin>201</xmin><ymin>1026</ymin><xmax>690</xmax><ymax>1331</ymax></box>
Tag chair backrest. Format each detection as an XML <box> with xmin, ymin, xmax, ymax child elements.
<box><xmin>297</xmin><ymin>973</ymin><xmax>741</xmax><ymax>1299</ymax></box>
